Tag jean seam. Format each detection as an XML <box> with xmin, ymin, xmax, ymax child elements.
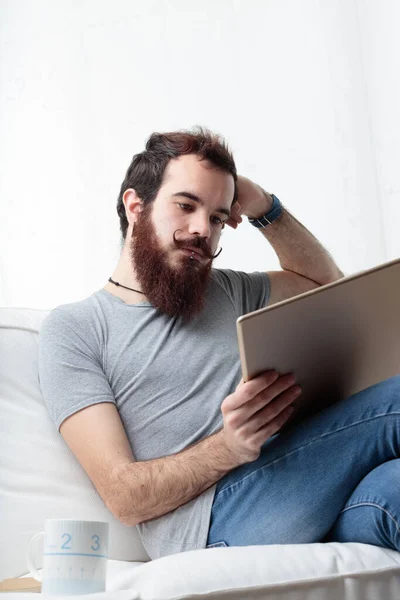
<box><xmin>213</xmin><ymin>412</ymin><xmax>400</xmax><ymax>508</ymax></box>
<box><xmin>339</xmin><ymin>502</ymin><xmax>400</xmax><ymax>534</ymax></box>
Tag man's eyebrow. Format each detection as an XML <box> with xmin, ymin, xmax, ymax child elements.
<box><xmin>171</xmin><ymin>191</ymin><xmax>231</xmax><ymax>218</ymax></box>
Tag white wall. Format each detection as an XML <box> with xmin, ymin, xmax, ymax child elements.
<box><xmin>0</xmin><ymin>0</ymin><xmax>399</xmax><ymax>309</ymax></box>
<box><xmin>355</xmin><ymin>0</ymin><xmax>400</xmax><ymax>260</ymax></box>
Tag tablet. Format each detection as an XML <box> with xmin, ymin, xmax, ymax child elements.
<box><xmin>236</xmin><ymin>257</ymin><xmax>400</xmax><ymax>433</ymax></box>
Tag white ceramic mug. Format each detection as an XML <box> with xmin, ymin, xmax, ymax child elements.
<box><xmin>26</xmin><ymin>519</ymin><xmax>109</xmax><ymax>595</ymax></box>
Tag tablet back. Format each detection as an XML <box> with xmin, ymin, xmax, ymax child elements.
<box><xmin>236</xmin><ymin>257</ymin><xmax>400</xmax><ymax>432</ymax></box>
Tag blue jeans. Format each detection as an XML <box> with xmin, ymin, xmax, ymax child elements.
<box><xmin>207</xmin><ymin>375</ymin><xmax>400</xmax><ymax>551</ymax></box>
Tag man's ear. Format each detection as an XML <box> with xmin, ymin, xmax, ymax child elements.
<box><xmin>123</xmin><ymin>188</ymin><xmax>143</xmax><ymax>227</ymax></box>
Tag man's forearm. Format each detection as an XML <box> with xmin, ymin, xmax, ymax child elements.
<box><xmin>110</xmin><ymin>430</ymin><xmax>240</xmax><ymax>526</ymax></box>
<box><xmin>262</xmin><ymin>197</ymin><xmax>344</xmax><ymax>285</ymax></box>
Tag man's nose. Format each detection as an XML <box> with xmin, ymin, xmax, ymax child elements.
<box><xmin>188</xmin><ymin>215</ymin><xmax>211</xmax><ymax>239</ymax></box>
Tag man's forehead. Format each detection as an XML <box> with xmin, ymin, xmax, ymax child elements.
<box><xmin>161</xmin><ymin>155</ymin><xmax>234</xmax><ymax>204</ymax></box>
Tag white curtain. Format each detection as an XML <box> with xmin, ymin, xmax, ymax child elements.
<box><xmin>1</xmin><ymin>0</ymin><xmax>399</xmax><ymax>309</ymax></box>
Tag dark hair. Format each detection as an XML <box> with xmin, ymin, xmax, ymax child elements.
<box><xmin>116</xmin><ymin>126</ymin><xmax>238</xmax><ymax>240</ymax></box>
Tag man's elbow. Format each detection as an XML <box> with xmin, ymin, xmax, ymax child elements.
<box><xmin>324</xmin><ymin>266</ymin><xmax>345</xmax><ymax>284</ymax></box>
<box><xmin>115</xmin><ymin>510</ymin><xmax>141</xmax><ymax>528</ymax></box>
<box><xmin>105</xmin><ymin>465</ymin><xmax>143</xmax><ymax>527</ymax></box>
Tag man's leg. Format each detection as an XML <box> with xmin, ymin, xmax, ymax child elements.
<box><xmin>207</xmin><ymin>375</ymin><xmax>400</xmax><ymax>549</ymax></box>
<box><xmin>323</xmin><ymin>459</ymin><xmax>400</xmax><ymax>550</ymax></box>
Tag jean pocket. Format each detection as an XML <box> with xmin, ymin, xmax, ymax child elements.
<box><xmin>206</xmin><ymin>540</ymin><xmax>228</xmax><ymax>548</ymax></box>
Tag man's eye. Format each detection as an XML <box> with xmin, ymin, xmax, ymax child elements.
<box><xmin>211</xmin><ymin>216</ymin><xmax>224</xmax><ymax>226</ymax></box>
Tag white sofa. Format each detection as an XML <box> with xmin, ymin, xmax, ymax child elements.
<box><xmin>1</xmin><ymin>306</ymin><xmax>400</xmax><ymax>600</ymax></box>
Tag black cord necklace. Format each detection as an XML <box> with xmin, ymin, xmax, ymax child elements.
<box><xmin>108</xmin><ymin>277</ymin><xmax>144</xmax><ymax>295</ymax></box>
<box><xmin>108</xmin><ymin>251</ymin><xmax>199</xmax><ymax>295</ymax></box>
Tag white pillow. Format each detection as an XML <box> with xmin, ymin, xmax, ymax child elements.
<box><xmin>0</xmin><ymin>307</ymin><xmax>149</xmax><ymax>580</ymax></box>
<box><xmin>110</xmin><ymin>543</ymin><xmax>400</xmax><ymax>600</ymax></box>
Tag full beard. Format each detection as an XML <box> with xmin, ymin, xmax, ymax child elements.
<box><xmin>130</xmin><ymin>204</ymin><xmax>215</xmax><ymax>322</ymax></box>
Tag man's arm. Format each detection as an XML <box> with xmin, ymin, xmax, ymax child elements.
<box><xmin>59</xmin><ymin>402</ymin><xmax>241</xmax><ymax>527</ymax></box>
<box><xmin>232</xmin><ymin>177</ymin><xmax>344</xmax><ymax>305</ymax></box>
<box><xmin>261</xmin><ymin>203</ymin><xmax>344</xmax><ymax>304</ymax></box>
<box><xmin>60</xmin><ymin>373</ymin><xmax>297</xmax><ymax>527</ymax></box>
<box><xmin>110</xmin><ymin>371</ymin><xmax>296</xmax><ymax>526</ymax></box>
<box><xmin>112</xmin><ymin>430</ymin><xmax>240</xmax><ymax>526</ymax></box>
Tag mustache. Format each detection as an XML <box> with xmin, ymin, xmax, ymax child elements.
<box><xmin>172</xmin><ymin>230</ymin><xmax>222</xmax><ymax>260</ymax></box>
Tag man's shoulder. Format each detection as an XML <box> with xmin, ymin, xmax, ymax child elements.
<box><xmin>41</xmin><ymin>292</ymin><xmax>100</xmax><ymax>337</ymax></box>
<box><xmin>211</xmin><ymin>268</ymin><xmax>269</xmax><ymax>290</ymax></box>
<box><xmin>210</xmin><ymin>267</ymin><xmax>240</xmax><ymax>284</ymax></box>
<box><xmin>210</xmin><ymin>268</ymin><xmax>238</xmax><ymax>295</ymax></box>
<box><xmin>210</xmin><ymin>268</ymin><xmax>271</xmax><ymax>310</ymax></box>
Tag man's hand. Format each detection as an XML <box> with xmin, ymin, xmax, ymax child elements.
<box><xmin>226</xmin><ymin>175</ymin><xmax>273</xmax><ymax>229</ymax></box>
<box><xmin>220</xmin><ymin>371</ymin><xmax>301</xmax><ymax>464</ymax></box>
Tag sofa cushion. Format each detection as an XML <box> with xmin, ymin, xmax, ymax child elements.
<box><xmin>15</xmin><ymin>545</ymin><xmax>400</xmax><ymax>600</ymax></box>
<box><xmin>108</xmin><ymin>544</ymin><xmax>400</xmax><ymax>600</ymax></box>
<box><xmin>0</xmin><ymin>307</ymin><xmax>149</xmax><ymax>580</ymax></box>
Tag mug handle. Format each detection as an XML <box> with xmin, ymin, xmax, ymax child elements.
<box><xmin>26</xmin><ymin>531</ymin><xmax>44</xmax><ymax>582</ymax></box>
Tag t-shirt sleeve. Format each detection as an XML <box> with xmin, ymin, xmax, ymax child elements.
<box><xmin>38</xmin><ymin>307</ymin><xmax>116</xmax><ymax>432</ymax></box>
<box><xmin>213</xmin><ymin>269</ymin><xmax>271</xmax><ymax>317</ymax></box>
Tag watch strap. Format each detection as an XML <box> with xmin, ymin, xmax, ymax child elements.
<box><xmin>248</xmin><ymin>193</ymin><xmax>282</xmax><ymax>228</ymax></box>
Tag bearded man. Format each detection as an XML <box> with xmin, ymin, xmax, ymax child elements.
<box><xmin>39</xmin><ymin>128</ymin><xmax>400</xmax><ymax>559</ymax></box>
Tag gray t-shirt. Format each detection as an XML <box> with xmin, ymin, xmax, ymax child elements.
<box><xmin>38</xmin><ymin>268</ymin><xmax>270</xmax><ymax>558</ymax></box>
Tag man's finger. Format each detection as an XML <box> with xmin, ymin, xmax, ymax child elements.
<box><xmin>226</xmin><ymin>217</ymin><xmax>239</xmax><ymax>229</ymax></box>
<box><xmin>227</xmin><ymin>371</ymin><xmax>280</xmax><ymax>409</ymax></box>
<box><xmin>226</xmin><ymin>215</ymin><xmax>243</xmax><ymax>228</ymax></box>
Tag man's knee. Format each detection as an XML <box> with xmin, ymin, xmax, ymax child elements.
<box><xmin>354</xmin><ymin>459</ymin><xmax>400</xmax><ymax>501</ymax></box>
<box><xmin>368</xmin><ymin>374</ymin><xmax>400</xmax><ymax>400</ymax></box>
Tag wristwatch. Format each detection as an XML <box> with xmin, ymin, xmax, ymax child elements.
<box><xmin>248</xmin><ymin>193</ymin><xmax>282</xmax><ymax>228</ymax></box>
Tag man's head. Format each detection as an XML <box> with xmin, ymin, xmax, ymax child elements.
<box><xmin>116</xmin><ymin>127</ymin><xmax>238</xmax><ymax>321</ymax></box>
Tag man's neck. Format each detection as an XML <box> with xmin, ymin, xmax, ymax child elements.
<box><xmin>103</xmin><ymin>243</ymin><xmax>148</xmax><ymax>305</ymax></box>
